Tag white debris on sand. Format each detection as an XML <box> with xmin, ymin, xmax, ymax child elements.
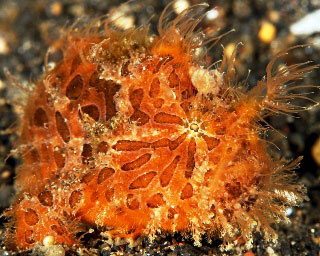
<box><xmin>32</xmin><ymin>245</ymin><xmax>65</xmax><ymax>256</ymax></box>
<box><xmin>290</xmin><ymin>9</ymin><xmax>320</xmax><ymax>36</ymax></box>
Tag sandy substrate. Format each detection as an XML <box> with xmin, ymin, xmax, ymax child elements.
<box><xmin>0</xmin><ymin>0</ymin><xmax>319</xmax><ymax>255</ymax></box>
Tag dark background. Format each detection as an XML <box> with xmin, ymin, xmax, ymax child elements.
<box><xmin>0</xmin><ymin>0</ymin><xmax>319</xmax><ymax>255</ymax></box>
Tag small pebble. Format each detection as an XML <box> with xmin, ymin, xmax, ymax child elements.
<box><xmin>285</xmin><ymin>207</ymin><xmax>293</xmax><ymax>217</ymax></box>
<box><xmin>258</xmin><ymin>21</ymin><xmax>276</xmax><ymax>43</ymax></box>
<box><xmin>312</xmin><ymin>137</ymin><xmax>320</xmax><ymax>165</ymax></box>
<box><xmin>109</xmin><ymin>9</ymin><xmax>135</xmax><ymax>30</ymax></box>
<box><xmin>1</xmin><ymin>171</ymin><xmax>11</xmax><ymax>179</ymax></box>
<box><xmin>266</xmin><ymin>246</ymin><xmax>275</xmax><ymax>255</ymax></box>
<box><xmin>173</xmin><ymin>0</ymin><xmax>190</xmax><ymax>14</ymax></box>
<box><xmin>43</xmin><ymin>235</ymin><xmax>55</xmax><ymax>246</ymax></box>
<box><xmin>225</xmin><ymin>43</ymin><xmax>236</xmax><ymax>59</ymax></box>
<box><xmin>206</xmin><ymin>9</ymin><xmax>220</xmax><ymax>20</ymax></box>
<box><xmin>50</xmin><ymin>2</ymin><xmax>63</xmax><ymax>16</ymax></box>
<box><xmin>269</xmin><ymin>10</ymin><xmax>280</xmax><ymax>23</ymax></box>
<box><xmin>0</xmin><ymin>37</ymin><xmax>10</xmax><ymax>55</ymax></box>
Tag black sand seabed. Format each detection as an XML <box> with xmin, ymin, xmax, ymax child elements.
<box><xmin>0</xmin><ymin>0</ymin><xmax>319</xmax><ymax>255</ymax></box>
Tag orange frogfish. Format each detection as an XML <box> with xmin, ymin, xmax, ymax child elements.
<box><xmin>3</xmin><ymin>2</ymin><xmax>313</xmax><ymax>252</ymax></box>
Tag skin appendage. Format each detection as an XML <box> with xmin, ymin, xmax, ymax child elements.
<box><xmin>3</xmin><ymin>2</ymin><xmax>317</xmax><ymax>253</ymax></box>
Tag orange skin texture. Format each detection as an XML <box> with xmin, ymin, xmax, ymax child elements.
<box><xmin>4</xmin><ymin>6</ymin><xmax>309</xmax><ymax>251</ymax></box>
